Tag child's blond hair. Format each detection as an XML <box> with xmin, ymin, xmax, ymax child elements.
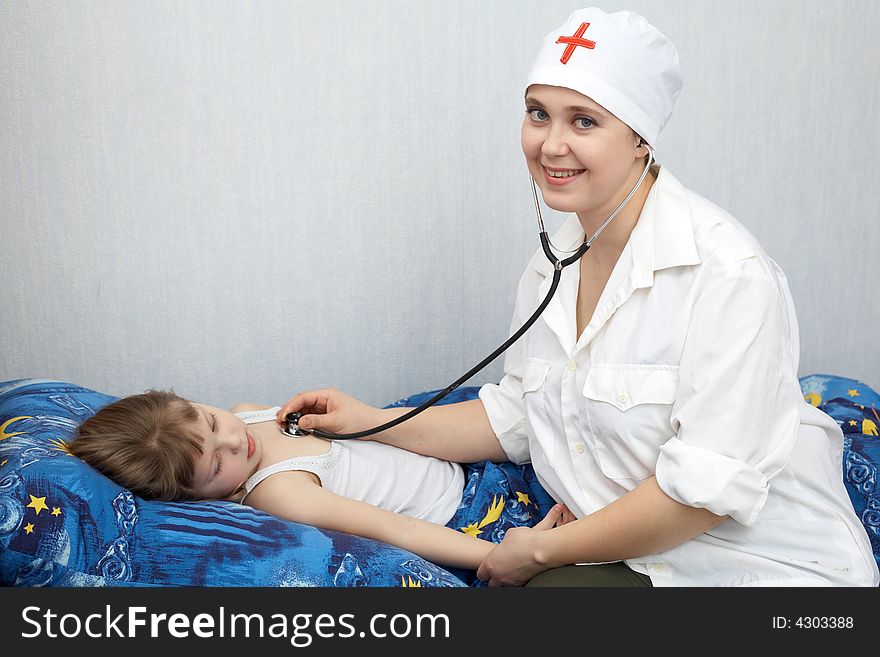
<box><xmin>70</xmin><ymin>390</ymin><xmax>205</xmax><ymax>501</ymax></box>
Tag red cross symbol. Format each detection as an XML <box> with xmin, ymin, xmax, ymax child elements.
<box><xmin>556</xmin><ymin>22</ymin><xmax>596</xmax><ymax>64</ymax></box>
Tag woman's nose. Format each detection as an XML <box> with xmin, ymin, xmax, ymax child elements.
<box><xmin>541</xmin><ymin>125</ymin><xmax>570</xmax><ymax>157</ymax></box>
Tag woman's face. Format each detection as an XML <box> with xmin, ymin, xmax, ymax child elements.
<box><xmin>521</xmin><ymin>84</ymin><xmax>644</xmax><ymax>220</ymax></box>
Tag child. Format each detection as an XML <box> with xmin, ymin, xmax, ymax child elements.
<box><xmin>70</xmin><ymin>390</ymin><xmax>565</xmax><ymax>571</ymax></box>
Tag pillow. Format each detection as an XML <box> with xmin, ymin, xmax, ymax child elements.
<box><xmin>0</xmin><ymin>379</ymin><xmax>467</xmax><ymax>587</ymax></box>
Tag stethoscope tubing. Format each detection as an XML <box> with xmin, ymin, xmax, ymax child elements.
<box><xmin>305</xmin><ymin>150</ymin><xmax>653</xmax><ymax>440</ymax></box>
<box><xmin>306</xmin><ymin>236</ymin><xmax>568</xmax><ymax>440</ymax></box>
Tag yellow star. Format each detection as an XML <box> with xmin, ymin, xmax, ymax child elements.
<box><xmin>479</xmin><ymin>495</ymin><xmax>505</xmax><ymax>528</ymax></box>
<box><xmin>51</xmin><ymin>507</ymin><xmax>62</xmax><ymax>517</ymax></box>
<box><xmin>0</xmin><ymin>459</ymin><xmax>6</xmax><ymax>467</ymax></box>
<box><xmin>849</xmin><ymin>420</ymin><xmax>858</xmax><ymax>426</ymax></box>
<box><xmin>24</xmin><ymin>523</ymin><xmax>34</xmax><ymax>534</ymax></box>
<box><xmin>460</xmin><ymin>522</ymin><xmax>483</xmax><ymax>538</ymax></box>
<box><xmin>400</xmin><ymin>576</ymin><xmax>422</xmax><ymax>587</ymax></box>
<box><xmin>27</xmin><ymin>495</ymin><xmax>48</xmax><ymax>515</ymax></box>
<box><xmin>864</xmin><ymin>419</ymin><xmax>878</xmax><ymax>437</ymax></box>
<box><xmin>847</xmin><ymin>389</ymin><xmax>860</xmax><ymax>398</ymax></box>
<box><xmin>0</xmin><ymin>416</ymin><xmax>31</xmax><ymax>441</ymax></box>
<box><xmin>515</xmin><ymin>491</ymin><xmax>533</xmax><ymax>507</ymax></box>
<box><xmin>49</xmin><ymin>437</ymin><xmax>72</xmax><ymax>455</ymax></box>
<box><xmin>803</xmin><ymin>392</ymin><xmax>821</xmax><ymax>407</ymax></box>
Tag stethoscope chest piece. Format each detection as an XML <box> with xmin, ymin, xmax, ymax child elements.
<box><xmin>281</xmin><ymin>412</ymin><xmax>310</xmax><ymax>437</ymax></box>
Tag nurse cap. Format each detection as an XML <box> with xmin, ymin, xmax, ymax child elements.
<box><xmin>525</xmin><ymin>7</ymin><xmax>682</xmax><ymax>147</ymax></box>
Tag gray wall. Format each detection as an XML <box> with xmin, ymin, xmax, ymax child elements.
<box><xmin>2</xmin><ymin>0</ymin><xmax>878</xmax><ymax>408</ymax></box>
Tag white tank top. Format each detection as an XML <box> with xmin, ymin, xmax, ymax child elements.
<box><xmin>236</xmin><ymin>408</ymin><xmax>464</xmax><ymax>526</ymax></box>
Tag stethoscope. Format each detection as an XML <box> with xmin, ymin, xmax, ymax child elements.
<box><xmin>283</xmin><ymin>146</ymin><xmax>655</xmax><ymax>439</ymax></box>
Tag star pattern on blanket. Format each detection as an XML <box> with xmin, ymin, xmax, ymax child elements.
<box><xmin>26</xmin><ymin>494</ymin><xmax>48</xmax><ymax>515</ymax></box>
<box><xmin>20</xmin><ymin>490</ymin><xmax>65</xmax><ymax>539</ymax></box>
<box><xmin>49</xmin><ymin>437</ymin><xmax>73</xmax><ymax>454</ymax></box>
<box><xmin>460</xmin><ymin>495</ymin><xmax>505</xmax><ymax>538</ymax></box>
<box><xmin>0</xmin><ymin>416</ymin><xmax>31</xmax><ymax>441</ymax></box>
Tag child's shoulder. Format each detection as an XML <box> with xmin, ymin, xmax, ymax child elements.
<box><xmin>244</xmin><ymin>466</ymin><xmax>321</xmax><ymax>514</ymax></box>
<box><xmin>228</xmin><ymin>402</ymin><xmax>273</xmax><ymax>413</ymax></box>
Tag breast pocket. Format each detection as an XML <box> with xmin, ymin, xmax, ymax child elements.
<box><xmin>583</xmin><ymin>364</ymin><xmax>679</xmax><ymax>482</ymax></box>
<box><xmin>521</xmin><ymin>357</ymin><xmax>551</xmax><ymax>398</ymax></box>
<box><xmin>520</xmin><ymin>357</ymin><xmax>553</xmax><ymax>446</ymax></box>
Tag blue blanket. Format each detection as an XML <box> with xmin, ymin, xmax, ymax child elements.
<box><xmin>0</xmin><ymin>380</ymin><xmax>552</xmax><ymax>587</ymax></box>
<box><xmin>1</xmin><ymin>375</ymin><xmax>877</xmax><ymax>586</ymax></box>
<box><xmin>800</xmin><ymin>374</ymin><xmax>880</xmax><ymax>570</ymax></box>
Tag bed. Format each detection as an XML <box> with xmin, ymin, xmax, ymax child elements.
<box><xmin>1</xmin><ymin>374</ymin><xmax>877</xmax><ymax>587</ymax></box>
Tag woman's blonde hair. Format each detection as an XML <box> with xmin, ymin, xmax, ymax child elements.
<box><xmin>70</xmin><ymin>390</ymin><xmax>205</xmax><ymax>501</ymax></box>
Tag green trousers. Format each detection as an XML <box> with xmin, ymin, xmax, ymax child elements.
<box><xmin>525</xmin><ymin>562</ymin><xmax>653</xmax><ymax>587</ymax></box>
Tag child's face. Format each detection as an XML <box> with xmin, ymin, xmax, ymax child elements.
<box><xmin>188</xmin><ymin>404</ymin><xmax>261</xmax><ymax>500</ymax></box>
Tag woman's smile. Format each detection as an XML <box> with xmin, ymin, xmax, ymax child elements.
<box><xmin>543</xmin><ymin>165</ymin><xmax>586</xmax><ymax>186</ymax></box>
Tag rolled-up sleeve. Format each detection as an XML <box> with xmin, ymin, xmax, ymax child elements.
<box><xmin>478</xmin><ymin>270</ymin><xmax>536</xmax><ymax>465</ymax></box>
<box><xmin>655</xmin><ymin>256</ymin><xmax>802</xmax><ymax>526</ymax></box>
<box><xmin>479</xmin><ymin>376</ymin><xmax>531</xmax><ymax>464</ymax></box>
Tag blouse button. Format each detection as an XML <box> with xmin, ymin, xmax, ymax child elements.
<box><xmin>617</xmin><ymin>390</ymin><xmax>631</xmax><ymax>406</ymax></box>
<box><xmin>567</xmin><ymin>360</ymin><xmax>577</xmax><ymax>372</ymax></box>
<box><xmin>575</xmin><ymin>444</ymin><xmax>585</xmax><ymax>454</ymax></box>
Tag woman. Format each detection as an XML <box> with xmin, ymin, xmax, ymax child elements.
<box><xmin>278</xmin><ymin>7</ymin><xmax>878</xmax><ymax>587</ymax></box>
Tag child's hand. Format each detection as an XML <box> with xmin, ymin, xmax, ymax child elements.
<box><xmin>276</xmin><ymin>388</ymin><xmax>382</xmax><ymax>437</ymax></box>
<box><xmin>553</xmin><ymin>504</ymin><xmax>576</xmax><ymax>527</ymax></box>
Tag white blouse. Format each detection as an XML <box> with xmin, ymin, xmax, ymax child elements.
<box><xmin>479</xmin><ymin>167</ymin><xmax>878</xmax><ymax>586</ymax></box>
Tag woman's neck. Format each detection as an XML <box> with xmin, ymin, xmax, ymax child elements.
<box><xmin>576</xmin><ymin>164</ymin><xmax>657</xmax><ymax>259</ymax></box>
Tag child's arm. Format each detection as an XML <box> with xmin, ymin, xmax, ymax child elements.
<box><xmin>247</xmin><ymin>471</ymin><xmax>560</xmax><ymax>570</ymax></box>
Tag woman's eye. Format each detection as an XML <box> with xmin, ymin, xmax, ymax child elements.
<box><xmin>575</xmin><ymin>117</ymin><xmax>595</xmax><ymax>129</ymax></box>
<box><xmin>215</xmin><ymin>458</ymin><xmax>222</xmax><ymax>476</ymax></box>
<box><xmin>210</xmin><ymin>413</ymin><xmax>217</xmax><ymax>430</ymax></box>
<box><xmin>526</xmin><ymin>108</ymin><xmax>548</xmax><ymax>121</ymax></box>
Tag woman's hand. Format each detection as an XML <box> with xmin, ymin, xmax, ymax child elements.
<box><xmin>476</xmin><ymin>504</ymin><xmax>565</xmax><ymax>587</ymax></box>
<box><xmin>276</xmin><ymin>388</ymin><xmax>384</xmax><ymax>436</ymax></box>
